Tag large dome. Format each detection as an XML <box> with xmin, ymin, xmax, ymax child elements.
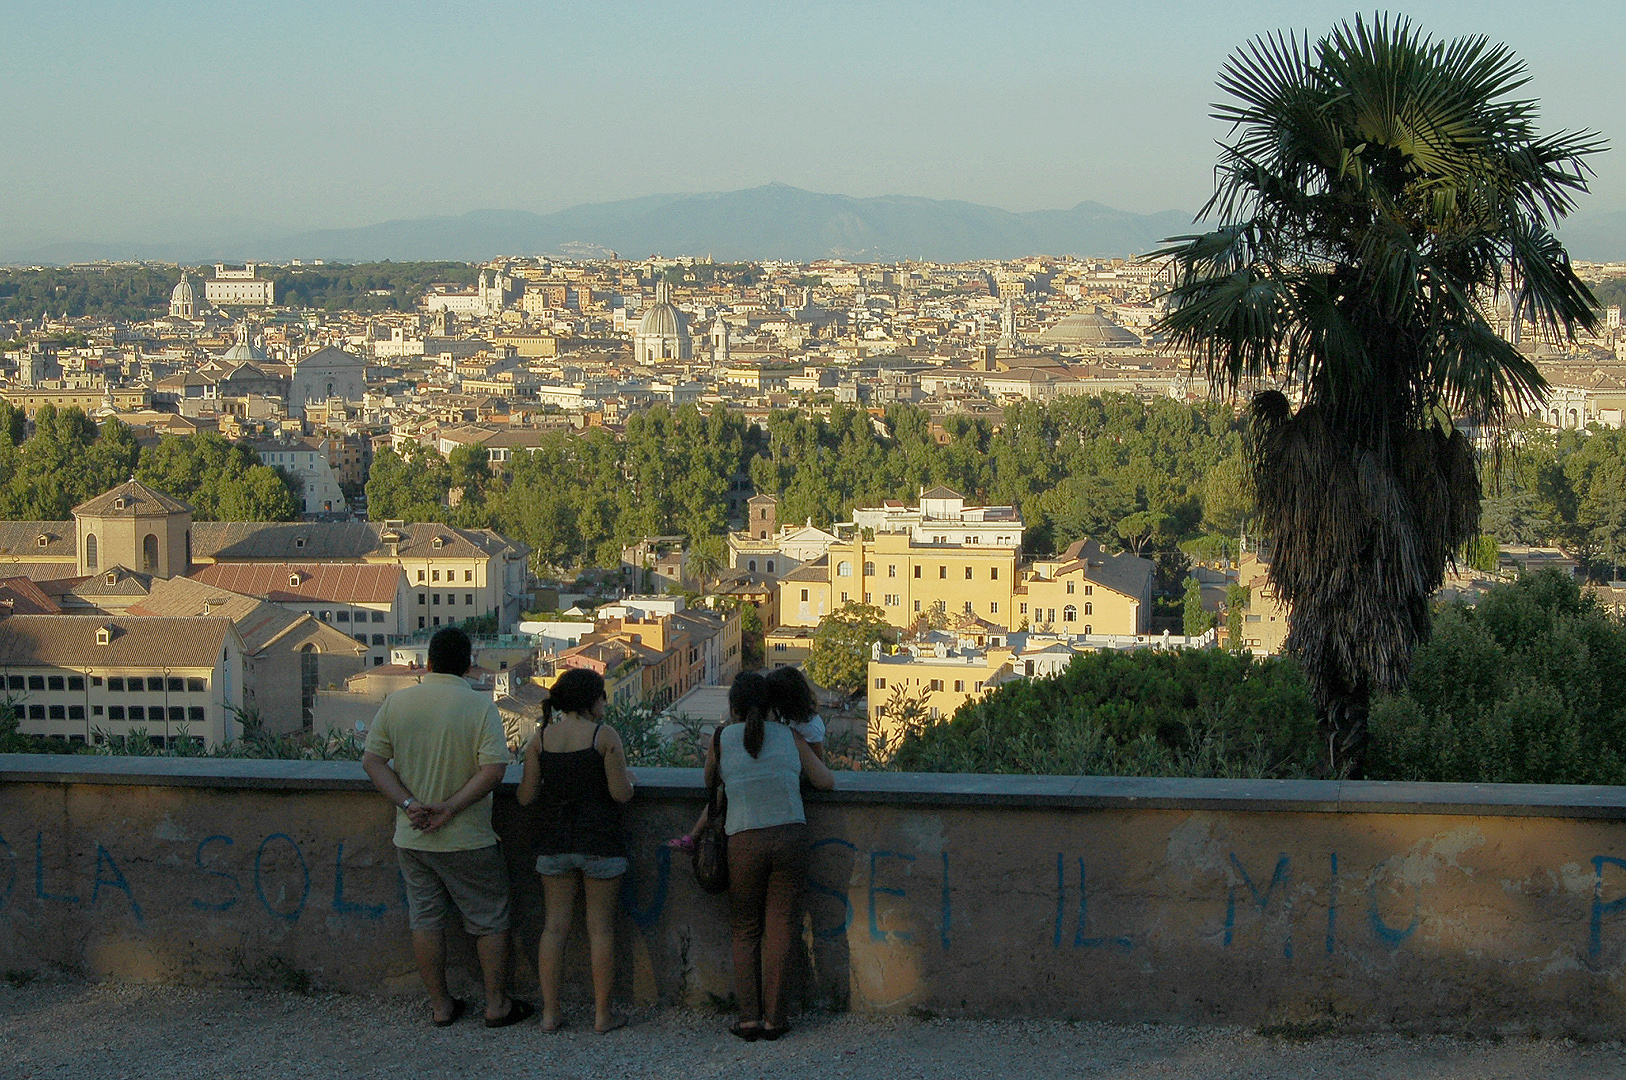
<box><xmin>171</xmin><ymin>276</ymin><xmax>197</xmax><ymax>306</ymax></box>
<box><xmin>638</xmin><ymin>300</ymin><xmax>684</xmax><ymax>338</ymax></box>
<box><xmin>220</xmin><ymin>322</ymin><xmax>269</xmax><ymax>363</ymax></box>
<box><xmin>1035</xmin><ymin>309</ymin><xmax>1141</xmax><ymax>349</ymax></box>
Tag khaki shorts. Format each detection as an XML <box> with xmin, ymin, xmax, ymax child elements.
<box><xmin>397</xmin><ymin>844</ymin><xmax>511</xmax><ymax>936</ymax></box>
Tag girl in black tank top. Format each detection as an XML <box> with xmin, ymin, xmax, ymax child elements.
<box><xmin>516</xmin><ymin>668</ymin><xmax>635</xmax><ymax>1034</ymax></box>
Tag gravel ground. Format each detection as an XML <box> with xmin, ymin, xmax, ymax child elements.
<box><xmin>4</xmin><ymin>981</ymin><xmax>1626</xmax><ymax>1080</ymax></box>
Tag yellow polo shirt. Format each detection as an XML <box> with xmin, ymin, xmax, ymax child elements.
<box><xmin>364</xmin><ymin>673</ymin><xmax>510</xmax><ymax>852</ymax></box>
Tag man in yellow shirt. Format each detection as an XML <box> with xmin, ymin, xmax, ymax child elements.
<box><xmin>362</xmin><ymin>627</ymin><xmax>532</xmax><ymax>1028</ymax></box>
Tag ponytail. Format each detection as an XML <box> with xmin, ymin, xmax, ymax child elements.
<box><xmin>728</xmin><ymin>671</ymin><xmax>772</xmax><ymax>758</ymax></box>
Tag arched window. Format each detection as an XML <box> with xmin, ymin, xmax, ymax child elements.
<box><xmin>1084</xmin><ymin>625</ymin><xmax>1092</xmax><ymax>635</ymax></box>
<box><xmin>85</xmin><ymin>533</ymin><xmax>97</xmax><ymax>570</ymax></box>
<box><xmin>300</xmin><ymin>644</ymin><xmax>320</xmax><ymax>731</ymax></box>
<box><xmin>748</xmin><ymin>560</ymin><xmax>757</xmax><ymax>572</ymax></box>
<box><xmin>1084</xmin><ymin>602</ymin><xmax>1092</xmax><ymax>616</ymax></box>
<box><xmin>185</xmin><ymin>531</ymin><xmax>192</xmax><ymax>567</ymax></box>
<box><xmin>766</xmin><ymin>560</ymin><xmax>775</xmax><ymax>573</ymax></box>
<box><xmin>836</xmin><ymin>561</ymin><xmax>852</xmax><ymax>577</ymax></box>
<box><xmin>1063</xmin><ymin>605</ymin><xmax>1077</xmax><ymax>622</ymax></box>
<box><xmin>142</xmin><ymin>534</ymin><xmax>159</xmax><ymax>573</ymax></box>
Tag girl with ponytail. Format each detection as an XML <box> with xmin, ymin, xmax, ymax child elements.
<box><xmin>704</xmin><ymin>669</ymin><xmax>834</xmax><ymax>1042</ymax></box>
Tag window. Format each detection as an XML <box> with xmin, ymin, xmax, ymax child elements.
<box><xmin>6</xmin><ymin>676</ymin><xmax>20</xmax><ymax>691</ymax></box>
<box><xmin>800</xmin><ymin>589</ymin><xmax>809</xmax><ymax>602</ymax></box>
<box><xmin>189</xmin><ymin>707</ymin><xmax>205</xmax><ymax>722</ymax></box>
<box><xmin>163</xmin><ymin>678</ymin><xmax>181</xmax><ymax>693</ymax></box>
<box><xmin>914</xmin><ymin>565</ymin><xmax>921</xmax><ymax>579</ymax></box>
<box><xmin>85</xmin><ymin>532</ymin><xmax>98</xmax><ymax>569</ymax></box>
<box><xmin>954</xmin><ymin>680</ymin><xmax>964</xmax><ymax>692</ymax></box>
<box><xmin>836</xmin><ymin>561</ymin><xmax>851</xmax><ymax>577</ymax></box>
<box><xmin>1084</xmin><ymin>603</ymin><xmax>1092</xmax><ymax>616</ymax></box>
<box><xmin>371</xmin><ymin>611</ymin><xmax>384</xmax><ymax>623</ymax></box>
<box><xmin>108</xmin><ymin>677</ymin><xmax>124</xmax><ymax>692</ymax></box>
<box><xmin>990</xmin><ymin>602</ymin><xmax>998</xmax><ymax>614</ymax></box>
<box><xmin>148</xmin><ymin>677</ymin><xmax>164</xmax><ymax>692</ymax></box>
<box><xmin>840</xmin><ymin>592</ymin><xmax>849</xmax><ymax>603</ymax></box>
<box><xmin>1084</xmin><ymin>625</ymin><xmax>1092</xmax><ymax>635</ymax></box>
<box><xmin>127</xmin><ymin>706</ymin><xmax>144</xmax><ymax>721</ymax></box>
<box><xmin>938</xmin><ymin>566</ymin><xmax>947</xmax><ymax>579</ymax></box>
<box><xmin>964</xmin><ymin>601</ymin><xmax>973</xmax><ymax>613</ymax></box>
<box><xmin>914</xmin><ymin>600</ymin><xmax>921</xmax><ymax>612</ymax></box>
<box><xmin>990</xmin><ymin>567</ymin><xmax>998</xmax><ymax>581</ymax></box>
<box><xmin>432</xmin><ymin>594</ymin><xmax>440</xmax><ymax>605</ymax></box>
<box><xmin>465</xmin><ymin>570</ymin><xmax>473</xmax><ymax>582</ymax></box>
<box><xmin>433</xmin><ymin>617</ymin><xmax>441</xmax><ymax>626</ymax></box>
<box><xmin>748</xmin><ymin>560</ymin><xmax>757</xmax><ymax>572</ymax></box>
<box><xmin>68</xmin><ymin>676</ymin><xmax>84</xmax><ymax>691</ymax></box>
<box><xmin>187</xmin><ymin>678</ymin><xmax>205</xmax><ymax>693</ymax></box>
<box><xmin>1048</xmin><ymin>609</ymin><xmax>1056</xmax><ymax>623</ymax></box>
<box><xmin>418</xmin><ymin>594</ymin><xmax>426</xmax><ymax>605</ymax></box>
<box><xmin>48</xmin><ymin>705</ymin><xmax>65</xmax><ymax>720</ymax></box>
<box><xmin>355</xmin><ymin>634</ymin><xmax>368</xmax><ymax>644</ymax></box>
<box><xmin>1063</xmin><ymin>606</ymin><xmax>1077</xmax><ymax>622</ymax></box>
<box><xmin>1066</xmin><ymin>581</ymin><xmax>1075</xmax><ymax>594</ymax></box>
<box><xmin>418</xmin><ymin>616</ymin><xmax>426</xmax><ymax>629</ymax></box>
<box><xmin>928</xmin><ymin>679</ymin><xmax>944</xmax><ymax>692</ymax></box>
<box><xmin>337</xmin><ymin>610</ymin><xmax>350</xmax><ymax>622</ymax></box>
<box><xmin>48</xmin><ymin>676</ymin><xmax>64</xmax><ymax>691</ymax></box>
<box><xmin>445</xmin><ymin>594</ymin><xmax>455</xmax><ymax>606</ymax></box>
<box><xmin>1085</xmin><ymin>585</ymin><xmax>1093</xmax><ymax>596</ymax></box>
<box><xmin>108</xmin><ymin>706</ymin><xmax>125</xmax><ymax>720</ymax></box>
<box><xmin>27</xmin><ymin>676</ymin><xmax>44</xmax><ymax>690</ymax></box>
<box><xmin>372</xmin><ymin>634</ymin><xmax>385</xmax><ymax>645</ymax></box>
<box><xmin>417</xmin><ymin>570</ymin><xmax>425</xmax><ymax>582</ymax></box>
<box><xmin>169</xmin><ymin>707</ymin><xmax>185</xmax><ymax>722</ymax></box>
<box><xmin>432</xmin><ymin>570</ymin><xmax>440</xmax><ymax>581</ymax></box>
<box><xmin>863</xmin><ymin>562</ymin><xmax>874</xmax><ymax>577</ymax></box>
<box><xmin>766</xmin><ymin>561</ymin><xmax>775</xmax><ymax>573</ymax></box>
<box><xmin>965</xmin><ymin>566</ymin><xmax>973</xmax><ymax>580</ymax></box>
<box><xmin>28</xmin><ymin>705</ymin><xmax>45</xmax><ymax>720</ymax></box>
<box><xmin>874</xmin><ymin>677</ymin><xmax>887</xmax><ymax>690</ymax></box>
<box><xmin>92</xmin><ymin>706</ymin><xmax>103</xmax><ymax>717</ymax></box>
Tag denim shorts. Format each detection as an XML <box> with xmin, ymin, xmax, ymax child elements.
<box><xmin>534</xmin><ymin>852</ymin><xmax>629</xmax><ymax>879</ymax></box>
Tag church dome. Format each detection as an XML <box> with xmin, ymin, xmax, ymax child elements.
<box><xmin>220</xmin><ymin>323</ymin><xmax>268</xmax><ymax>364</ymax></box>
<box><xmin>1035</xmin><ymin>309</ymin><xmax>1141</xmax><ymax>349</ymax></box>
<box><xmin>639</xmin><ymin>298</ymin><xmax>685</xmax><ymax>338</ymax></box>
<box><xmin>171</xmin><ymin>276</ymin><xmax>196</xmax><ymax>307</ymax></box>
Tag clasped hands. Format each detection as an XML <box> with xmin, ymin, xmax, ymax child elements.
<box><xmin>406</xmin><ymin>801</ymin><xmax>456</xmax><ymax>832</ymax></box>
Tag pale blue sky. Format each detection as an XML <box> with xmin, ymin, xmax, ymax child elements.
<box><xmin>1</xmin><ymin>1</ymin><xmax>1618</xmax><ymax>250</ymax></box>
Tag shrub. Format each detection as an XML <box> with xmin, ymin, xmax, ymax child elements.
<box><xmin>886</xmin><ymin>647</ymin><xmax>1319</xmax><ymax>778</ymax></box>
<box><xmin>1367</xmin><ymin>569</ymin><xmax>1626</xmax><ymax>784</ymax></box>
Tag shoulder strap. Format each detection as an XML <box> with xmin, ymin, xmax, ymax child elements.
<box><xmin>592</xmin><ymin>723</ymin><xmax>603</xmax><ymax>752</ymax></box>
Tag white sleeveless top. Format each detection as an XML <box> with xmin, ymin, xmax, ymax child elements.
<box><xmin>718</xmin><ymin>721</ymin><xmax>805</xmax><ymax>834</ymax></box>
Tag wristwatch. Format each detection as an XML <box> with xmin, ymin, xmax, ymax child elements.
<box><xmin>401</xmin><ymin>797</ymin><xmax>418</xmax><ymax>810</ymax></box>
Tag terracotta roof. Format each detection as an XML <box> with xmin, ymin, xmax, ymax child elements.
<box><xmin>0</xmin><ymin>575</ymin><xmax>61</xmax><ymax>614</ymax></box>
<box><xmin>72</xmin><ymin>479</ymin><xmax>192</xmax><ymax>518</ymax></box>
<box><xmin>0</xmin><ymin>614</ymin><xmax>232</xmax><ymax>668</ymax></box>
<box><xmin>190</xmin><ymin>562</ymin><xmax>405</xmax><ymax>604</ymax></box>
<box><xmin>126</xmin><ymin>576</ymin><xmax>367</xmax><ymax>656</ymax></box>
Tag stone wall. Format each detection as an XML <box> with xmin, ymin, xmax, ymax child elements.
<box><xmin>4</xmin><ymin>756</ymin><xmax>1626</xmax><ymax>1033</ymax></box>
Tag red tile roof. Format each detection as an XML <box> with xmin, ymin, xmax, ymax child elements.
<box><xmin>189</xmin><ymin>562</ymin><xmax>406</xmax><ymax>604</ymax></box>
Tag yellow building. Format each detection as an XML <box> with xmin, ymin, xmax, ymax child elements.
<box><xmin>1015</xmin><ymin>539</ymin><xmax>1152</xmax><ymax>636</ymax></box>
<box><xmin>3</xmin><ymin>384</ymin><xmax>151</xmax><ymax>418</ymax></box>
<box><xmin>1227</xmin><ymin>554</ymin><xmax>1289</xmax><ymax>655</ymax></box>
<box><xmin>779</xmin><ymin>530</ymin><xmax>1019</xmax><ymax>631</ymax></box>
<box><xmin>867</xmin><ymin>644</ymin><xmax>1015</xmax><ymax>751</ymax></box>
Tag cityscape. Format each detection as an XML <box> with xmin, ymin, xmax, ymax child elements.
<box><xmin>7</xmin><ymin>2</ymin><xmax>1626</xmax><ymax>1074</ymax></box>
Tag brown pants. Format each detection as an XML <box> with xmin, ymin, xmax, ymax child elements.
<box><xmin>727</xmin><ymin>822</ymin><xmax>807</xmax><ymax>1027</ymax></box>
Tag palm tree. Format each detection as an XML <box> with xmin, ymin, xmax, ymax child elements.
<box><xmin>1154</xmin><ymin>15</ymin><xmax>1603</xmax><ymax>772</ymax></box>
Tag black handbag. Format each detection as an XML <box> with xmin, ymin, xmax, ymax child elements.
<box><xmin>691</xmin><ymin>726</ymin><xmax>730</xmax><ymax>894</ymax></box>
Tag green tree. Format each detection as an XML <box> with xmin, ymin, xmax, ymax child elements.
<box><xmin>806</xmin><ymin>602</ymin><xmax>891</xmax><ymax>693</ymax></box>
<box><xmin>1182</xmin><ymin>576</ymin><xmax>1212</xmax><ymax>636</ymax></box>
<box><xmin>1156</xmin><ymin>16</ymin><xmax>1603</xmax><ymax>772</ymax></box>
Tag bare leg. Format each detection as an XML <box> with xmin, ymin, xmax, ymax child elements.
<box><xmin>475</xmin><ymin>930</ymin><xmax>511</xmax><ymax>1021</ymax></box>
<box><xmin>411</xmin><ymin>928</ymin><xmax>457</xmax><ymax>1022</ymax></box>
<box><xmin>537</xmin><ymin>872</ymin><xmax>580</xmax><ymax>1030</ymax></box>
<box><xmin>583</xmin><ymin>875</ymin><xmax>623</xmax><ymax>1032</ymax></box>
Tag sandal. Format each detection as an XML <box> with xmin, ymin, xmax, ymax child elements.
<box><xmin>485</xmin><ymin>998</ymin><xmax>535</xmax><ymax>1029</ymax></box>
<box><xmin>729</xmin><ymin>1021</ymin><xmax>761</xmax><ymax>1042</ymax></box>
<box><xmin>760</xmin><ymin>1023</ymin><xmax>789</xmax><ymax>1041</ymax></box>
<box><xmin>432</xmin><ymin>998</ymin><xmax>466</xmax><ymax>1028</ymax></box>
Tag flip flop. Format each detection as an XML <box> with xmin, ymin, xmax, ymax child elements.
<box><xmin>432</xmin><ymin>998</ymin><xmax>466</xmax><ymax>1028</ymax></box>
<box><xmin>594</xmin><ymin>1017</ymin><xmax>627</xmax><ymax>1035</ymax></box>
<box><xmin>485</xmin><ymin>998</ymin><xmax>535</xmax><ymax>1029</ymax></box>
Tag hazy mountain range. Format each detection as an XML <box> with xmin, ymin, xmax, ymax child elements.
<box><xmin>11</xmin><ymin>184</ymin><xmax>1626</xmax><ymax>264</ymax></box>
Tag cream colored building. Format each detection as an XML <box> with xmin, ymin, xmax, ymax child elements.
<box><xmin>1227</xmin><ymin>554</ymin><xmax>1290</xmax><ymax>655</ymax></box>
<box><xmin>204</xmin><ymin>264</ymin><xmax>274</xmax><ymax>306</ymax></box>
<box><xmin>1016</xmin><ymin>539</ymin><xmax>1153</xmax><ymax>636</ymax></box>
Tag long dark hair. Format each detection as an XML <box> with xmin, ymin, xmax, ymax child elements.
<box><xmin>728</xmin><ymin>671</ymin><xmax>772</xmax><ymax>757</ymax></box>
<box><xmin>765</xmin><ymin>666</ymin><xmax>816</xmax><ymax>725</ymax></box>
<box><xmin>545</xmin><ymin>667</ymin><xmax>605</xmax><ymax>726</ymax></box>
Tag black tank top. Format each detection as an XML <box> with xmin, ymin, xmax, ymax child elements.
<box><xmin>534</xmin><ymin>724</ymin><xmax>625</xmax><ymax>858</ymax></box>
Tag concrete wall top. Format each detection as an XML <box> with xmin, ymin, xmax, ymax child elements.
<box><xmin>5</xmin><ymin>753</ymin><xmax>1626</xmax><ymax>819</ymax></box>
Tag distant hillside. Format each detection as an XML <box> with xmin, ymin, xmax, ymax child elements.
<box><xmin>10</xmin><ymin>186</ymin><xmax>1199</xmax><ymax>265</ymax></box>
